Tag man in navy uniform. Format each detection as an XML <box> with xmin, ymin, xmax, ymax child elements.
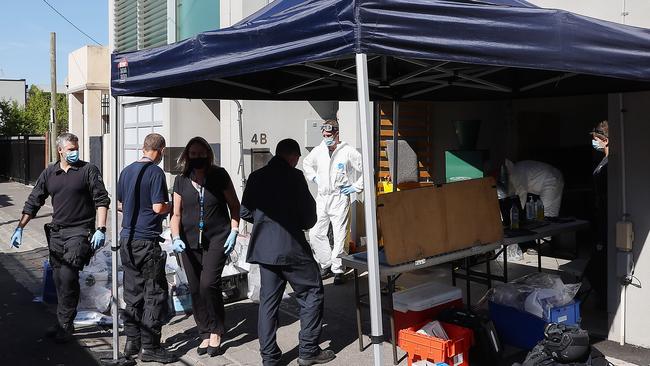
<box><xmin>241</xmin><ymin>138</ymin><xmax>335</xmax><ymax>366</ymax></box>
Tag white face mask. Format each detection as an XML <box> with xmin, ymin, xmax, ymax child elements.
<box><xmin>592</xmin><ymin>139</ymin><xmax>605</xmax><ymax>152</ymax></box>
<box><xmin>324</xmin><ymin>136</ymin><xmax>336</xmax><ymax>147</ymax></box>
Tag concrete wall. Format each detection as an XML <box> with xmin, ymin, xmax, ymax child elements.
<box><xmin>67</xmin><ymin>46</ymin><xmax>110</xmax><ymax>93</ymax></box>
<box><xmin>607</xmin><ymin>92</ymin><xmax>650</xmax><ymax>347</ymax></box>
<box><xmin>0</xmin><ymin>79</ymin><xmax>26</xmax><ymax>107</ymax></box>
<box><xmin>169</xmin><ymin>99</ymin><xmax>220</xmax><ymax>147</ymax></box>
<box><xmin>68</xmin><ymin>93</ymin><xmax>84</xmax><ymax>151</ymax></box>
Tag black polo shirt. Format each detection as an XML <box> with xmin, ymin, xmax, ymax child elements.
<box><xmin>23</xmin><ymin>161</ymin><xmax>110</xmax><ymax>227</ymax></box>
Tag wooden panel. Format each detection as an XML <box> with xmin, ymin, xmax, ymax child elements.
<box><xmin>444</xmin><ymin>177</ymin><xmax>503</xmax><ymax>249</ymax></box>
<box><xmin>377</xmin><ymin>186</ymin><xmax>447</xmax><ymax>264</ymax></box>
<box><xmin>377</xmin><ymin>177</ymin><xmax>503</xmax><ymax>265</ymax></box>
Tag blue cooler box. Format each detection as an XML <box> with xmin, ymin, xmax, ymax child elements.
<box><xmin>488</xmin><ymin>300</ymin><xmax>580</xmax><ymax>350</ymax></box>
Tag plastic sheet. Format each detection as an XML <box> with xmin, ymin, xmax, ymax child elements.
<box><xmin>495</xmin><ymin>244</ymin><xmax>523</xmax><ymax>263</ymax></box>
<box><xmin>486</xmin><ymin>273</ymin><xmax>580</xmax><ymax>320</ymax></box>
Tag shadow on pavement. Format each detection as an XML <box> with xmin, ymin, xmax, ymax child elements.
<box><xmin>0</xmin><ymin>263</ymin><xmax>100</xmax><ymax>366</ymax></box>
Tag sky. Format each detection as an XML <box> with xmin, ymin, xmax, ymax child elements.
<box><xmin>0</xmin><ymin>0</ymin><xmax>108</xmax><ymax>88</ymax></box>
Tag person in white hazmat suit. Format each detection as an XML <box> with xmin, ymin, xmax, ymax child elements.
<box><xmin>303</xmin><ymin>119</ymin><xmax>363</xmax><ymax>285</ymax></box>
<box><xmin>505</xmin><ymin>159</ymin><xmax>564</xmax><ymax>217</ymax></box>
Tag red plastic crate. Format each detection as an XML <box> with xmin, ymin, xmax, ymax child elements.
<box><xmin>394</xmin><ymin>298</ymin><xmax>464</xmax><ymax>344</ymax></box>
<box><xmin>399</xmin><ymin>321</ymin><xmax>473</xmax><ymax>366</ymax></box>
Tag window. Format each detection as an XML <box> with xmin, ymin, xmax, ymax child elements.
<box><xmin>114</xmin><ymin>0</ymin><xmax>167</xmax><ymax>52</ymax></box>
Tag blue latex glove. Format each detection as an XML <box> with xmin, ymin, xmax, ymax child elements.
<box><xmin>340</xmin><ymin>185</ymin><xmax>358</xmax><ymax>196</ymax></box>
<box><xmin>90</xmin><ymin>229</ymin><xmax>106</xmax><ymax>251</ymax></box>
<box><xmin>224</xmin><ymin>229</ymin><xmax>238</xmax><ymax>256</ymax></box>
<box><xmin>172</xmin><ymin>237</ymin><xmax>186</xmax><ymax>253</ymax></box>
<box><xmin>10</xmin><ymin>227</ymin><xmax>23</xmax><ymax>248</ymax></box>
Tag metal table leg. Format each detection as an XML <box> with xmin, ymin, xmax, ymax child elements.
<box><xmin>503</xmin><ymin>245</ymin><xmax>509</xmax><ymax>282</ymax></box>
<box><xmin>387</xmin><ymin>275</ymin><xmax>398</xmax><ymax>365</ymax></box>
<box><xmin>451</xmin><ymin>262</ymin><xmax>457</xmax><ymax>286</ymax></box>
<box><xmin>537</xmin><ymin>239</ymin><xmax>542</xmax><ymax>272</ymax></box>
<box><xmin>353</xmin><ymin>269</ymin><xmax>363</xmax><ymax>351</ymax></box>
<box><xmin>465</xmin><ymin>256</ymin><xmax>472</xmax><ymax>306</ymax></box>
<box><xmin>486</xmin><ymin>253</ymin><xmax>492</xmax><ymax>289</ymax></box>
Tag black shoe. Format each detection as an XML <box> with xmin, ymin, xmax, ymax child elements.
<box><xmin>139</xmin><ymin>347</ymin><xmax>178</xmax><ymax>364</ymax></box>
<box><xmin>333</xmin><ymin>273</ymin><xmax>346</xmax><ymax>285</ymax></box>
<box><xmin>298</xmin><ymin>349</ymin><xmax>336</xmax><ymax>365</ymax></box>
<box><xmin>197</xmin><ymin>345</ymin><xmax>208</xmax><ymax>355</ymax></box>
<box><xmin>320</xmin><ymin>267</ymin><xmax>332</xmax><ymax>279</ymax></box>
<box><xmin>53</xmin><ymin>324</ymin><xmax>75</xmax><ymax>344</ymax></box>
<box><xmin>124</xmin><ymin>338</ymin><xmax>141</xmax><ymax>358</ymax></box>
<box><xmin>45</xmin><ymin>324</ymin><xmax>60</xmax><ymax>338</ymax></box>
<box><xmin>207</xmin><ymin>345</ymin><xmax>221</xmax><ymax>357</ymax></box>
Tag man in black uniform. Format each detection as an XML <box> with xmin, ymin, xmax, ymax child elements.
<box><xmin>10</xmin><ymin>132</ymin><xmax>110</xmax><ymax>343</ymax></box>
<box><xmin>241</xmin><ymin>138</ymin><xmax>335</xmax><ymax>366</ymax></box>
<box><xmin>117</xmin><ymin>133</ymin><xmax>176</xmax><ymax>363</ymax></box>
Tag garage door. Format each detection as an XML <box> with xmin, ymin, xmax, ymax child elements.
<box><xmin>123</xmin><ymin>100</ymin><xmax>165</xmax><ymax>166</ymax></box>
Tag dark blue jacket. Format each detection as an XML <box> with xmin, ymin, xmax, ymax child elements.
<box><xmin>241</xmin><ymin>156</ymin><xmax>317</xmax><ymax>265</ymax></box>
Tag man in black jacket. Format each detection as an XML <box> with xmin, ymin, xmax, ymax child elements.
<box><xmin>241</xmin><ymin>139</ymin><xmax>335</xmax><ymax>366</ymax></box>
<box><xmin>10</xmin><ymin>133</ymin><xmax>109</xmax><ymax>343</ymax></box>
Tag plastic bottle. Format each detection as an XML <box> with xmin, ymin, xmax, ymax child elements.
<box><xmin>510</xmin><ymin>202</ymin><xmax>519</xmax><ymax>229</ymax></box>
<box><xmin>526</xmin><ymin>196</ymin><xmax>535</xmax><ymax>221</ymax></box>
<box><xmin>536</xmin><ymin>198</ymin><xmax>545</xmax><ymax>220</ymax></box>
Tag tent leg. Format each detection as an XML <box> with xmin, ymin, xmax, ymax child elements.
<box><xmin>101</xmin><ymin>96</ymin><xmax>136</xmax><ymax>366</ymax></box>
<box><xmin>355</xmin><ymin>53</ymin><xmax>384</xmax><ymax>366</ymax></box>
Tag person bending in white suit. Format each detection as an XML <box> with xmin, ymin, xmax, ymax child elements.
<box><xmin>303</xmin><ymin>119</ymin><xmax>363</xmax><ymax>285</ymax></box>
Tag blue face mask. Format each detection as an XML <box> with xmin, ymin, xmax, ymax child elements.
<box><xmin>592</xmin><ymin>139</ymin><xmax>605</xmax><ymax>152</ymax></box>
<box><xmin>324</xmin><ymin>136</ymin><xmax>336</xmax><ymax>147</ymax></box>
<box><xmin>65</xmin><ymin>150</ymin><xmax>79</xmax><ymax>164</ymax></box>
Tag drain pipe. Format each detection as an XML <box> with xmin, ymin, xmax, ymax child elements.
<box><xmin>233</xmin><ymin>100</ymin><xmax>246</xmax><ymax>189</ymax></box>
<box><xmin>233</xmin><ymin>100</ymin><xmax>247</xmax><ymax>234</ymax></box>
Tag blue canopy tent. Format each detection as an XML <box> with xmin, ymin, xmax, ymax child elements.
<box><xmin>108</xmin><ymin>1</ymin><xmax>650</xmax><ymax>364</ymax></box>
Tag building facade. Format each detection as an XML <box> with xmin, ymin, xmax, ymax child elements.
<box><xmin>0</xmin><ymin>79</ymin><xmax>27</xmax><ymax>107</ymax></box>
<box><xmin>109</xmin><ymin>0</ymin><xmax>222</xmax><ymax>187</ymax></box>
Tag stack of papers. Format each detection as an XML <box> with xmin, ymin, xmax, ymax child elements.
<box><xmin>417</xmin><ymin>320</ymin><xmax>449</xmax><ymax>340</ymax></box>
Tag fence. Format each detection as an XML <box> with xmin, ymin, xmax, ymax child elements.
<box><xmin>0</xmin><ymin>136</ymin><xmax>46</xmax><ymax>185</ymax></box>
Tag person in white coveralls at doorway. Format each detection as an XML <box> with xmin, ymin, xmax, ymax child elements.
<box><xmin>303</xmin><ymin>118</ymin><xmax>363</xmax><ymax>285</ymax></box>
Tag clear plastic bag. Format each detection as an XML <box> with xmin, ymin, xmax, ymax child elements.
<box><xmin>488</xmin><ymin>273</ymin><xmax>581</xmax><ymax>320</ymax></box>
<box><xmin>495</xmin><ymin>244</ymin><xmax>524</xmax><ymax>262</ymax></box>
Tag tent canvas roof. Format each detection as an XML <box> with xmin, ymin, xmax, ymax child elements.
<box><xmin>111</xmin><ymin>0</ymin><xmax>650</xmax><ymax>101</ymax></box>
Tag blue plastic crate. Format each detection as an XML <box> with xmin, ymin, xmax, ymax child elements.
<box><xmin>488</xmin><ymin>300</ymin><xmax>580</xmax><ymax>350</ymax></box>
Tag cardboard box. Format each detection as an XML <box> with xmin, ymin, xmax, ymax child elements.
<box><xmin>377</xmin><ymin>177</ymin><xmax>502</xmax><ymax>265</ymax></box>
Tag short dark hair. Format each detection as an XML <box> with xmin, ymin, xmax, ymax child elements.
<box><xmin>275</xmin><ymin>138</ymin><xmax>301</xmax><ymax>157</ymax></box>
<box><xmin>143</xmin><ymin>133</ymin><xmax>166</xmax><ymax>151</ymax></box>
<box><xmin>593</xmin><ymin>120</ymin><xmax>609</xmax><ymax>139</ymax></box>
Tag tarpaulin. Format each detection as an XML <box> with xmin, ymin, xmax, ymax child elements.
<box><xmin>111</xmin><ymin>0</ymin><xmax>650</xmax><ymax>100</ymax></box>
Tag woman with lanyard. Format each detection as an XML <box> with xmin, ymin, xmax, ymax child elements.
<box><xmin>170</xmin><ymin>136</ymin><xmax>240</xmax><ymax>357</ymax></box>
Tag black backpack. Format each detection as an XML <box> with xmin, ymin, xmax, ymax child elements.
<box><xmin>516</xmin><ymin>323</ymin><xmax>609</xmax><ymax>366</ymax></box>
<box><xmin>438</xmin><ymin>308</ymin><xmax>502</xmax><ymax>366</ymax></box>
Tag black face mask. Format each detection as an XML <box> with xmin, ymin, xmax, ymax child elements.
<box><xmin>188</xmin><ymin>157</ymin><xmax>209</xmax><ymax>170</ymax></box>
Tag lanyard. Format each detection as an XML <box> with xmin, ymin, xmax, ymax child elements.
<box><xmin>198</xmin><ymin>184</ymin><xmax>205</xmax><ymax>245</ymax></box>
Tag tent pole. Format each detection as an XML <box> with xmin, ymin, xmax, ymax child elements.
<box><xmin>355</xmin><ymin>53</ymin><xmax>384</xmax><ymax>366</ymax></box>
<box><xmin>101</xmin><ymin>97</ymin><xmax>134</xmax><ymax>366</ymax></box>
<box><xmin>110</xmin><ymin>96</ymin><xmax>120</xmax><ymax>360</ymax></box>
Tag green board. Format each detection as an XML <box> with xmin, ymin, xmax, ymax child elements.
<box><xmin>445</xmin><ymin>150</ymin><xmax>484</xmax><ymax>183</ymax></box>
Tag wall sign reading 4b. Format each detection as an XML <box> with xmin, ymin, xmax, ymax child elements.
<box><xmin>251</xmin><ymin>133</ymin><xmax>268</xmax><ymax>145</ymax></box>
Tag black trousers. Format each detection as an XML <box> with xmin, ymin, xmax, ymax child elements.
<box><xmin>120</xmin><ymin>238</ymin><xmax>169</xmax><ymax>348</ymax></box>
<box><xmin>258</xmin><ymin>261</ymin><xmax>324</xmax><ymax>366</ymax></box>
<box><xmin>181</xmin><ymin>244</ymin><xmax>228</xmax><ymax>339</ymax></box>
<box><xmin>44</xmin><ymin>223</ymin><xmax>94</xmax><ymax>328</ymax></box>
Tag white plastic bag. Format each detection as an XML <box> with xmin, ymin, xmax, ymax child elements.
<box><xmin>247</xmin><ymin>264</ymin><xmax>261</xmax><ymax>303</ymax></box>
